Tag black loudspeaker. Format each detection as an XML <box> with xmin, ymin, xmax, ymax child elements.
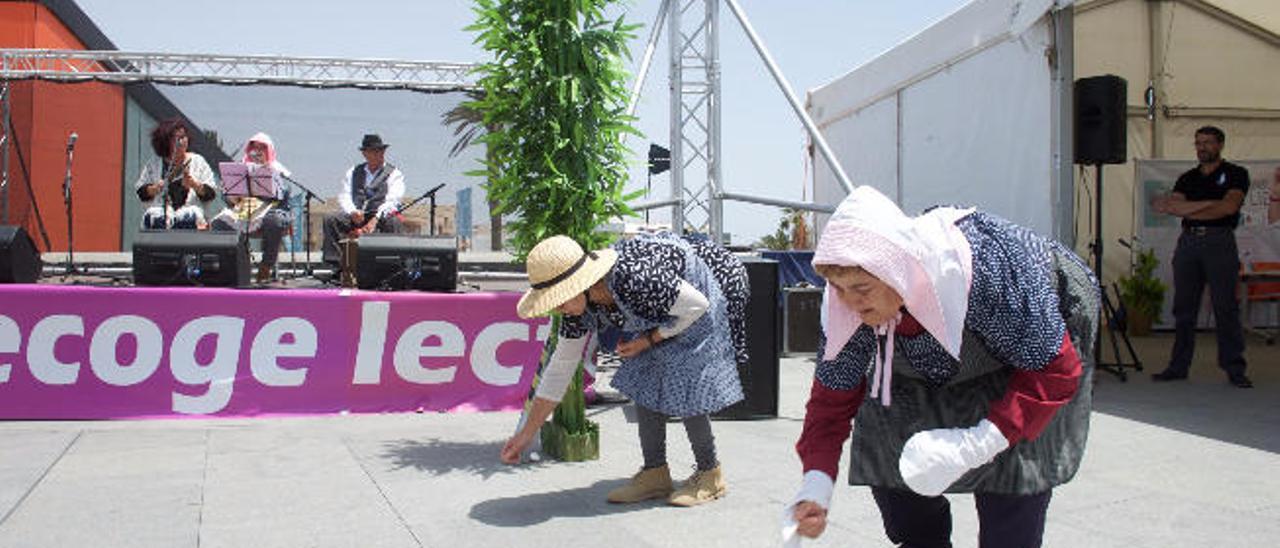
<box><xmin>784</xmin><ymin>287</ymin><xmax>823</xmax><ymax>355</ymax></box>
<box><xmin>133</xmin><ymin>230</ymin><xmax>249</xmax><ymax>287</ymax></box>
<box><xmin>714</xmin><ymin>256</ymin><xmax>779</xmax><ymax>420</ymax></box>
<box><xmin>0</xmin><ymin>225</ymin><xmax>42</xmax><ymax>283</ymax></box>
<box><xmin>356</xmin><ymin>234</ymin><xmax>458</xmax><ymax>291</ymax></box>
<box><xmin>1074</xmin><ymin>75</ymin><xmax>1127</xmax><ymax>165</ymax></box>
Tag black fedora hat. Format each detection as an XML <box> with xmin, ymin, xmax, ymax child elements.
<box><xmin>359</xmin><ymin>134</ymin><xmax>389</xmax><ymax>150</ymax></box>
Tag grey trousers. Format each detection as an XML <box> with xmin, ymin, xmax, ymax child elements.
<box><xmin>635</xmin><ymin>404</ymin><xmax>718</xmax><ymax>472</ymax></box>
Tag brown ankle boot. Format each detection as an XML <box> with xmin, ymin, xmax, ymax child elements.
<box><xmin>668</xmin><ymin>465</ymin><xmax>726</xmax><ymax>507</ymax></box>
<box><xmin>606</xmin><ymin>465</ymin><xmax>673</xmax><ymax>503</ymax></box>
<box><xmin>255</xmin><ymin>264</ymin><xmax>273</xmax><ymax>284</ymax></box>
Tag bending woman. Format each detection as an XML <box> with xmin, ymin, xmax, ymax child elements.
<box><xmin>502</xmin><ymin>232</ymin><xmax>748</xmax><ymax>507</ymax></box>
<box><xmin>787</xmin><ymin>187</ymin><xmax>1098</xmax><ymax>548</ymax></box>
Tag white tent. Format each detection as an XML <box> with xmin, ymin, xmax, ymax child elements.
<box><xmin>806</xmin><ymin>0</ymin><xmax>1076</xmax><ymax>240</ymax></box>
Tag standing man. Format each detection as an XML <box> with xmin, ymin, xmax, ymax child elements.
<box><xmin>322</xmin><ymin>134</ymin><xmax>406</xmax><ymax>270</ymax></box>
<box><xmin>1151</xmin><ymin>126</ymin><xmax>1252</xmax><ymax>388</ymax></box>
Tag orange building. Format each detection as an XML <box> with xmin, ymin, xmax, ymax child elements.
<box><xmin>1</xmin><ymin>0</ymin><xmax>228</xmax><ymax>252</ymax></box>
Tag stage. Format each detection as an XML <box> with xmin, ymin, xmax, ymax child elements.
<box><xmin>0</xmin><ymin>282</ymin><xmax>549</xmax><ymax>420</ymax></box>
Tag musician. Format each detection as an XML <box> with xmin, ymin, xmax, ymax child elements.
<box><xmin>321</xmin><ymin>134</ymin><xmax>405</xmax><ymax>268</ymax></box>
<box><xmin>135</xmin><ymin>118</ymin><xmax>217</xmax><ymax>230</ymax></box>
<box><xmin>210</xmin><ymin>132</ymin><xmax>293</xmax><ymax>284</ymax></box>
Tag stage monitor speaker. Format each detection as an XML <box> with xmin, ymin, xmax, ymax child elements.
<box><xmin>714</xmin><ymin>256</ymin><xmax>779</xmax><ymax>420</ymax></box>
<box><xmin>132</xmin><ymin>230</ymin><xmax>249</xmax><ymax>287</ymax></box>
<box><xmin>356</xmin><ymin>234</ymin><xmax>458</xmax><ymax>291</ymax></box>
<box><xmin>0</xmin><ymin>225</ymin><xmax>42</xmax><ymax>284</ymax></box>
<box><xmin>784</xmin><ymin>286</ymin><xmax>822</xmax><ymax>355</ymax></box>
<box><xmin>1074</xmin><ymin>75</ymin><xmax>1127</xmax><ymax>165</ymax></box>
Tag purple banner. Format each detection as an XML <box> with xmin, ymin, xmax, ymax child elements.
<box><xmin>0</xmin><ymin>285</ymin><xmax>549</xmax><ymax>419</ymax></box>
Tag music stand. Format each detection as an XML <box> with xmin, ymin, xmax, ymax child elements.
<box><xmin>219</xmin><ymin>162</ymin><xmax>277</xmax><ymax>200</ymax></box>
<box><xmin>219</xmin><ymin>162</ymin><xmax>279</xmax><ymax>281</ymax></box>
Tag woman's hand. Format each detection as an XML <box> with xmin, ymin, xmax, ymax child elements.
<box><xmin>616</xmin><ymin>330</ymin><xmax>660</xmax><ymax>359</ymax></box>
<box><xmin>792</xmin><ymin>501</ymin><xmax>827</xmax><ymax>538</ymax></box>
<box><xmin>500</xmin><ymin>428</ymin><xmax>537</xmax><ymax>464</ymax></box>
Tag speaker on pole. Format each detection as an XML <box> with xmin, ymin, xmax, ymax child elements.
<box><xmin>0</xmin><ymin>225</ymin><xmax>43</xmax><ymax>283</ymax></box>
<box><xmin>1074</xmin><ymin>75</ymin><xmax>1128</xmax><ymax>165</ymax></box>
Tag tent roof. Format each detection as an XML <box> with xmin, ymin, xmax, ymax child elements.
<box><xmin>1206</xmin><ymin>0</ymin><xmax>1280</xmax><ymax>37</ymax></box>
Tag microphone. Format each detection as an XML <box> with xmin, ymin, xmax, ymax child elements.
<box><xmin>67</xmin><ymin>132</ymin><xmax>78</xmax><ymax>151</ymax></box>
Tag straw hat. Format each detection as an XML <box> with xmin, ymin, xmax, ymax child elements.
<box><xmin>517</xmin><ymin>235</ymin><xmax>618</xmax><ymax>318</ymax></box>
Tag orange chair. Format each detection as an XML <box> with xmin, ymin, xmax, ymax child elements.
<box><xmin>1241</xmin><ymin>261</ymin><xmax>1280</xmax><ymax>345</ymax></box>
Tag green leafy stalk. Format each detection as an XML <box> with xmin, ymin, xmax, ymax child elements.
<box><xmin>467</xmin><ymin>0</ymin><xmax>641</xmax><ymax>262</ymax></box>
<box><xmin>469</xmin><ymin>0</ymin><xmax>640</xmax><ymax>456</ymax></box>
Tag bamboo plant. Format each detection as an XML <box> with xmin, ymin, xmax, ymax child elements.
<box><xmin>467</xmin><ymin>0</ymin><xmax>641</xmax><ymax>461</ymax></box>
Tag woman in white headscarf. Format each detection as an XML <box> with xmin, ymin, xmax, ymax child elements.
<box><xmin>784</xmin><ymin>187</ymin><xmax>1098</xmax><ymax>548</ymax></box>
<box><xmin>210</xmin><ymin>132</ymin><xmax>293</xmax><ymax>283</ymax></box>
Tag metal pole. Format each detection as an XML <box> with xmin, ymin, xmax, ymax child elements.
<box><xmin>722</xmin><ymin>0</ymin><xmax>856</xmax><ymax>194</ymax></box>
<box><xmin>627</xmin><ymin>0</ymin><xmax>670</xmax><ymax>118</ymax></box>
<box><xmin>707</xmin><ymin>0</ymin><xmax>724</xmax><ymax>242</ymax></box>
<box><xmin>718</xmin><ymin>191</ymin><xmax>834</xmax><ymax>213</ymax></box>
<box><xmin>1</xmin><ymin>80</ymin><xmax>10</xmax><ymax>224</ymax></box>
<box><xmin>668</xmin><ymin>1</ymin><xmax>685</xmax><ymax>232</ymax></box>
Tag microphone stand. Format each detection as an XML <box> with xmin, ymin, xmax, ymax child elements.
<box><xmin>62</xmin><ymin>135</ymin><xmax>78</xmax><ymax>276</ymax></box>
<box><xmin>281</xmin><ymin>173</ymin><xmax>325</xmax><ymax>276</ymax></box>
<box><xmin>395</xmin><ymin>183</ymin><xmax>446</xmax><ymax>235</ymax></box>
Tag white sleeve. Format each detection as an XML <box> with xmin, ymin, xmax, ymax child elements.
<box><xmin>534</xmin><ymin>334</ymin><xmax>588</xmax><ymax>402</ymax></box>
<box><xmin>655</xmin><ymin>280</ymin><xmax>710</xmax><ymax>339</ymax></box>
<box><xmin>337</xmin><ymin>168</ymin><xmax>356</xmax><ymax>214</ymax></box>
<box><xmin>377</xmin><ymin>168</ymin><xmax>406</xmax><ymax>218</ymax></box>
<box><xmin>135</xmin><ymin>159</ymin><xmax>159</xmax><ymax>191</ymax></box>
<box><xmin>792</xmin><ymin>470</ymin><xmax>835</xmax><ymax>510</ymax></box>
<box><xmin>189</xmin><ymin>155</ymin><xmax>217</xmax><ymax>191</ymax></box>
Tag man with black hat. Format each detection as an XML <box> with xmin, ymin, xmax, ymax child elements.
<box><xmin>322</xmin><ymin>134</ymin><xmax>406</xmax><ymax>270</ymax></box>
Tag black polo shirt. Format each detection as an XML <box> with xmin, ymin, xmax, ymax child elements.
<box><xmin>1172</xmin><ymin>160</ymin><xmax>1250</xmax><ymax>228</ymax></box>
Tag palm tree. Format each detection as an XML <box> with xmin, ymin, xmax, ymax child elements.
<box><xmin>441</xmin><ymin>90</ymin><xmax>502</xmax><ymax>251</ymax></box>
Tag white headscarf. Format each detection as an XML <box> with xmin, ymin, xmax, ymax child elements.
<box><xmin>812</xmin><ymin>187</ymin><xmax>975</xmax><ymax>405</ymax></box>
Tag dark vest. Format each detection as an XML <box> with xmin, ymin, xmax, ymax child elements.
<box><xmin>350</xmin><ymin>162</ymin><xmax>395</xmax><ymax>213</ymax></box>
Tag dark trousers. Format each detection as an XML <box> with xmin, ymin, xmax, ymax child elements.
<box><xmin>635</xmin><ymin>405</ymin><xmax>718</xmax><ymax>472</ymax></box>
<box><xmin>871</xmin><ymin>487</ymin><xmax>1052</xmax><ymax>548</ymax></box>
<box><xmin>321</xmin><ymin>211</ymin><xmax>403</xmax><ymax>265</ymax></box>
<box><xmin>210</xmin><ymin>210</ymin><xmax>289</xmax><ymax>267</ymax></box>
<box><xmin>1167</xmin><ymin>228</ymin><xmax>1247</xmax><ymax>376</ymax></box>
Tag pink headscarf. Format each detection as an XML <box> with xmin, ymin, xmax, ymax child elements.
<box><xmin>812</xmin><ymin>186</ymin><xmax>974</xmax><ymax>405</ymax></box>
<box><xmin>242</xmin><ymin>132</ymin><xmax>291</xmax><ymax>177</ymax></box>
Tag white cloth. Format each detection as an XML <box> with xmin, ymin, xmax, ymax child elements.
<box><xmin>337</xmin><ymin>164</ymin><xmax>405</xmax><ymax>219</ymax></box>
<box><xmin>534</xmin><ymin>281</ymin><xmax>708</xmax><ymax>402</ymax></box>
<box><xmin>898</xmin><ymin>419</ymin><xmax>1009</xmax><ymax>496</ymax></box>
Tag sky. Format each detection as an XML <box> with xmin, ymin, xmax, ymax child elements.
<box><xmin>73</xmin><ymin>0</ymin><xmax>971</xmax><ymax>244</ymax></box>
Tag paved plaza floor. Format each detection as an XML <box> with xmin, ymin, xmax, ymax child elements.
<box><xmin>1</xmin><ymin>331</ymin><xmax>1277</xmax><ymax>547</ymax></box>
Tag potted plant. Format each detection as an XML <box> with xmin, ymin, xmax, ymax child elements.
<box><xmin>468</xmin><ymin>0</ymin><xmax>640</xmax><ymax>461</ymax></box>
<box><xmin>1117</xmin><ymin>247</ymin><xmax>1168</xmax><ymax>336</ymax></box>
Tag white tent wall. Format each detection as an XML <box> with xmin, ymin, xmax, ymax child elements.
<box><xmin>1073</xmin><ymin>0</ymin><xmax>1280</xmax><ymax>286</ymax></box>
<box><xmin>807</xmin><ymin>0</ymin><xmax>1072</xmax><ymax>241</ymax></box>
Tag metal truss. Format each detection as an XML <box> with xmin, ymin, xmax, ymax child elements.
<box><xmin>668</xmin><ymin>0</ymin><xmax>722</xmax><ymax>237</ymax></box>
<box><xmin>0</xmin><ymin>49</ymin><xmax>478</xmax><ymax>92</ymax></box>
